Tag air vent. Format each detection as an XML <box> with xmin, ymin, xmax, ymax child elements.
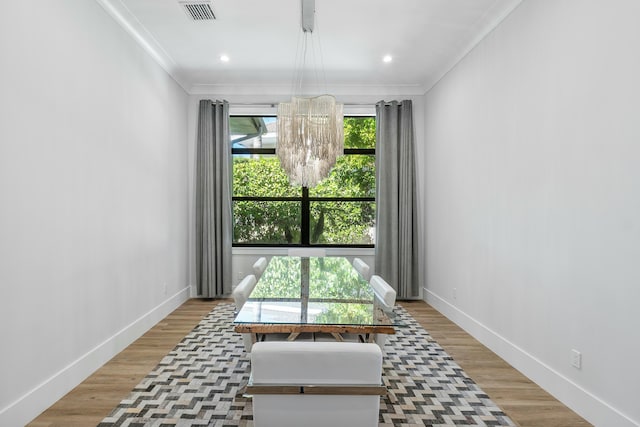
<box><xmin>180</xmin><ymin>1</ymin><xmax>216</xmax><ymax>21</ymax></box>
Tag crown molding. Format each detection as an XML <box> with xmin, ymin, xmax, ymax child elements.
<box><xmin>188</xmin><ymin>82</ymin><xmax>429</xmax><ymax>97</ymax></box>
<box><xmin>424</xmin><ymin>0</ymin><xmax>523</xmax><ymax>94</ymax></box>
<box><xmin>94</xmin><ymin>0</ymin><xmax>190</xmax><ymax>92</ymax></box>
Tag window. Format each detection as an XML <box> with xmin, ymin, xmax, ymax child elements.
<box><xmin>231</xmin><ymin>115</ymin><xmax>375</xmax><ymax>247</ymax></box>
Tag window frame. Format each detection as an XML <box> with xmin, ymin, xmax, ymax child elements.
<box><xmin>231</xmin><ymin>114</ymin><xmax>376</xmax><ymax>248</ymax></box>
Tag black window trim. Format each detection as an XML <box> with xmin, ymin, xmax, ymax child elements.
<box><xmin>232</xmin><ymin>115</ymin><xmax>375</xmax><ymax>248</ymax></box>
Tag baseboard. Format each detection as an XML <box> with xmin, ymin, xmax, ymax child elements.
<box><xmin>424</xmin><ymin>288</ymin><xmax>638</xmax><ymax>427</ymax></box>
<box><xmin>0</xmin><ymin>286</ymin><xmax>190</xmax><ymax>427</ymax></box>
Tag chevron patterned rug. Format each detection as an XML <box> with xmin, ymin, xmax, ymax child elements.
<box><xmin>98</xmin><ymin>303</ymin><xmax>515</xmax><ymax>427</ymax></box>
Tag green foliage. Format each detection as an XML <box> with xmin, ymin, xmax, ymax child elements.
<box><xmin>233</xmin><ymin>156</ymin><xmax>301</xmax><ymax>244</ymax></box>
<box><xmin>313</xmin><ymin>303</ymin><xmax>373</xmax><ymax>324</ymax></box>
<box><xmin>233</xmin><ymin>200</ymin><xmax>300</xmax><ymax>244</ymax></box>
<box><xmin>309</xmin><ymin>155</ymin><xmax>375</xmax><ymax>197</ymax></box>
<box><xmin>249</xmin><ymin>257</ymin><xmax>302</xmax><ymax>298</ymax></box>
<box><xmin>251</xmin><ymin>257</ymin><xmax>373</xmax><ymax>299</ymax></box>
<box><xmin>344</xmin><ymin>116</ymin><xmax>376</xmax><ymax>148</ymax></box>
<box><xmin>310</xmin><ymin>201</ymin><xmax>375</xmax><ymax>244</ymax></box>
<box><xmin>233</xmin><ymin>117</ymin><xmax>376</xmax><ymax>245</ymax></box>
<box><xmin>233</xmin><ymin>155</ymin><xmax>299</xmax><ymax>197</ymax></box>
<box><xmin>250</xmin><ymin>257</ymin><xmax>373</xmax><ymax>322</ymax></box>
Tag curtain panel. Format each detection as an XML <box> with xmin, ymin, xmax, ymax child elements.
<box><xmin>195</xmin><ymin>100</ymin><xmax>232</xmax><ymax>297</ymax></box>
<box><xmin>375</xmin><ymin>100</ymin><xmax>419</xmax><ymax>299</ymax></box>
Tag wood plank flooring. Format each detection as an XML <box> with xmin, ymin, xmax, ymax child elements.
<box><xmin>28</xmin><ymin>299</ymin><xmax>591</xmax><ymax>427</ymax></box>
<box><xmin>400</xmin><ymin>301</ymin><xmax>591</xmax><ymax>427</ymax></box>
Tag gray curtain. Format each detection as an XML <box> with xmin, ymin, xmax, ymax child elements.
<box><xmin>195</xmin><ymin>100</ymin><xmax>232</xmax><ymax>298</ymax></box>
<box><xmin>375</xmin><ymin>100</ymin><xmax>419</xmax><ymax>299</ymax></box>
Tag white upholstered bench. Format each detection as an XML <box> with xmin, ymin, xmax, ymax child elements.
<box><xmin>249</xmin><ymin>341</ymin><xmax>384</xmax><ymax>427</ymax></box>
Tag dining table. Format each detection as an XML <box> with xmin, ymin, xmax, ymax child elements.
<box><xmin>233</xmin><ymin>256</ymin><xmax>396</xmax><ymax>342</ymax></box>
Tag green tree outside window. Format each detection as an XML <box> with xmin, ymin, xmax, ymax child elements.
<box><xmin>232</xmin><ymin>116</ymin><xmax>376</xmax><ymax>246</ymax></box>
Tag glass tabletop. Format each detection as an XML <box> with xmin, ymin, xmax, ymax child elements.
<box><xmin>234</xmin><ymin>256</ymin><xmax>396</xmax><ymax>327</ymax></box>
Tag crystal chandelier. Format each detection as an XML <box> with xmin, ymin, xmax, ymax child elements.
<box><xmin>276</xmin><ymin>0</ymin><xmax>344</xmax><ymax>188</ymax></box>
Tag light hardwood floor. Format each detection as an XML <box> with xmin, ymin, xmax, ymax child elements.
<box><xmin>28</xmin><ymin>299</ymin><xmax>591</xmax><ymax>427</ymax></box>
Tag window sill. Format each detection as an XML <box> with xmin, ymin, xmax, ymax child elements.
<box><xmin>232</xmin><ymin>247</ymin><xmax>375</xmax><ymax>257</ymax></box>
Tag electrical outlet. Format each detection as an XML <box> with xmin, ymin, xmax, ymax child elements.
<box><xmin>571</xmin><ymin>349</ymin><xmax>582</xmax><ymax>369</ymax></box>
<box><xmin>453</xmin><ymin>288</ymin><xmax>457</xmax><ymax>300</ymax></box>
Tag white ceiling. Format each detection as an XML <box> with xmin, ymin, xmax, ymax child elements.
<box><xmin>98</xmin><ymin>0</ymin><xmax>522</xmax><ymax>95</ymax></box>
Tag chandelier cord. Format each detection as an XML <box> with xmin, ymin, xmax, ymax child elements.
<box><xmin>312</xmin><ymin>18</ymin><xmax>329</xmax><ymax>95</ymax></box>
<box><xmin>291</xmin><ymin>25</ymin><xmax>304</xmax><ymax>97</ymax></box>
<box><xmin>297</xmin><ymin>32</ymin><xmax>310</xmax><ymax>94</ymax></box>
<box><xmin>291</xmin><ymin>12</ymin><xmax>327</xmax><ymax>96</ymax></box>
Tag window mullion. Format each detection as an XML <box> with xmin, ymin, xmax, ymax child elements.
<box><xmin>231</xmin><ymin>115</ymin><xmax>376</xmax><ymax>247</ymax></box>
<box><xmin>301</xmin><ymin>187</ymin><xmax>310</xmax><ymax>245</ymax></box>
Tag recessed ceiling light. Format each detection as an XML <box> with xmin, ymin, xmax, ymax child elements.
<box><xmin>383</xmin><ymin>55</ymin><xmax>393</xmax><ymax>63</ymax></box>
<box><xmin>220</xmin><ymin>54</ymin><xmax>230</xmax><ymax>62</ymax></box>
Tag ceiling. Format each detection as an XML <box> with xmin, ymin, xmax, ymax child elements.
<box><xmin>98</xmin><ymin>0</ymin><xmax>522</xmax><ymax>95</ymax></box>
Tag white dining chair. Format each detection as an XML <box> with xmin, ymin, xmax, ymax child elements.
<box><xmin>352</xmin><ymin>257</ymin><xmax>372</xmax><ymax>281</ymax></box>
<box><xmin>369</xmin><ymin>275</ymin><xmax>397</xmax><ymax>351</ymax></box>
<box><xmin>287</xmin><ymin>248</ymin><xmax>326</xmax><ymax>257</ymax></box>
<box><xmin>231</xmin><ymin>274</ymin><xmax>257</xmax><ymax>312</ymax></box>
<box><xmin>250</xmin><ymin>341</ymin><xmax>384</xmax><ymax>427</ymax></box>
<box><xmin>252</xmin><ymin>257</ymin><xmax>268</xmax><ymax>280</ymax></box>
<box><xmin>232</xmin><ymin>274</ymin><xmax>258</xmax><ymax>353</ymax></box>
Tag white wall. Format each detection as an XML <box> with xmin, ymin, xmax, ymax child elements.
<box><xmin>423</xmin><ymin>1</ymin><xmax>640</xmax><ymax>426</ymax></box>
<box><xmin>186</xmin><ymin>94</ymin><xmax>426</xmax><ymax>292</ymax></box>
<box><xmin>0</xmin><ymin>1</ymin><xmax>190</xmax><ymax>425</ymax></box>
